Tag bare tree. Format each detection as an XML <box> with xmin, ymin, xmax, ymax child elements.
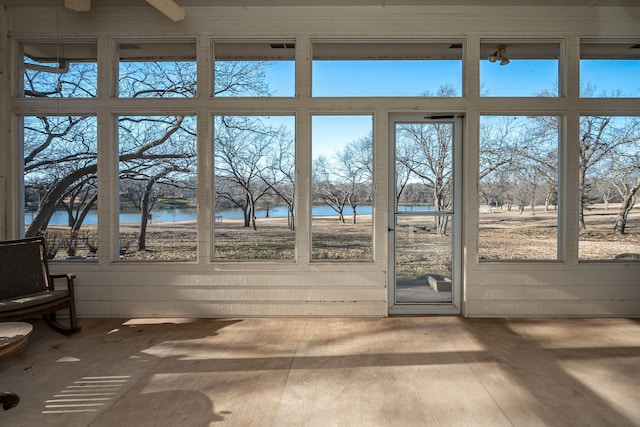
<box><xmin>61</xmin><ymin>179</ymin><xmax>98</xmax><ymax>232</ymax></box>
<box><xmin>479</xmin><ymin>116</ymin><xmax>523</xmax><ymax>181</ymax></box>
<box><xmin>335</xmin><ymin>134</ymin><xmax>373</xmax><ymax>224</ymax></box>
<box><xmin>118</xmin><ymin>115</ymin><xmax>197</xmax><ymax>248</ymax></box>
<box><xmin>395</xmin><ymin>140</ymin><xmax>417</xmax><ymax>206</ymax></box>
<box><xmin>24</xmin><ymin>57</ymin><xmax>272</xmax><ymax>240</ymax></box>
<box><xmin>24</xmin><ymin>115</ymin><xmax>99</xmax><ymax>236</ymax></box>
<box><xmin>313</xmin><ymin>155</ymin><xmax>349</xmax><ymax>223</ymax></box>
<box><xmin>578</xmin><ymin>109</ymin><xmax>640</xmax><ymax>229</ymax></box>
<box><xmin>214</xmin><ymin>116</ymin><xmax>282</xmax><ymax>230</ymax></box>
<box><xmin>259</xmin><ymin>126</ymin><xmax>296</xmax><ymax>230</ymax></box>
<box><xmin>609</xmin><ymin>152</ymin><xmax>640</xmax><ymax>234</ymax></box>
<box><xmin>24</xmin><ymin>57</ymin><xmax>198</xmax><ymax>238</ymax></box>
<box><xmin>613</xmin><ymin>177</ymin><xmax>640</xmax><ymax>235</ymax></box>
<box><xmin>24</xmin><ymin>58</ymin><xmax>97</xmax><ymax>98</ymax></box>
<box><xmin>120</xmin><ymin>165</ymin><xmax>191</xmax><ymax>250</ymax></box>
<box><xmin>214</xmin><ymin>61</ymin><xmax>274</xmax><ymax>96</ymax></box>
<box><xmin>396</xmin><ymin>121</ymin><xmax>453</xmax><ymax>235</ymax></box>
<box><xmin>119</xmin><ymin>60</ymin><xmax>196</xmax><ymax>98</ymax></box>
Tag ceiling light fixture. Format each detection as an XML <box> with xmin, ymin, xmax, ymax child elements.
<box><xmin>488</xmin><ymin>46</ymin><xmax>510</xmax><ymax>66</ymax></box>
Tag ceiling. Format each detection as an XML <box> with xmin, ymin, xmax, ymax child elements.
<box><xmin>22</xmin><ymin>39</ymin><xmax>640</xmax><ymax>62</ymax></box>
<box><xmin>1</xmin><ymin>0</ymin><xmax>639</xmax><ymax>7</ymax></box>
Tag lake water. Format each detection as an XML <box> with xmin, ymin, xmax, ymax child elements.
<box><xmin>28</xmin><ymin>204</ymin><xmax>433</xmax><ymax>225</ymax></box>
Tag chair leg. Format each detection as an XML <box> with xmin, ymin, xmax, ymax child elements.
<box><xmin>42</xmin><ymin>310</ymin><xmax>81</xmax><ymax>335</ymax></box>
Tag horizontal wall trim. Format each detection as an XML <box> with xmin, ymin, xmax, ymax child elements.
<box><xmin>466</xmin><ymin>300</ymin><xmax>640</xmax><ymax>317</ymax></box>
<box><xmin>79</xmin><ymin>300</ymin><xmax>388</xmax><ymax>318</ymax></box>
<box><xmin>467</xmin><ymin>285</ymin><xmax>640</xmax><ymax>301</ymax></box>
<box><xmin>75</xmin><ymin>286</ymin><xmax>386</xmax><ymax>302</ymax></box>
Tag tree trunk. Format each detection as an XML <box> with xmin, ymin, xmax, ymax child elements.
<box><xmin>138</xmin><ymin>181</ymin><xmax>155</xmax><ymax>251</ymax></box>
<box><xmin>613</xmin><ymin>178</ymin><xmax>640</xmax><ymax>235</ymax></box>
<box><xmin>436</xmin><ymin>215</ymin><xmax>449</xmax><ymax>235</ymax></box>
<box><xmin>26</xmin><ymin>166</ymin><xmax>97</xmax><ymax>236</ymax></box>
<box><xmin>288</xmin><ymin>205</ymin><xmax>295</xmax><ymax>231</ymax></box>
<box><xmin>246</xmin><ymin>194</ymin><xmax>257</xmax><ymax>230</ymax></box>
<box><xmin>243</xmin><ymin>193</ymin><xmax>252</xmax><ymax>227</ymax></box>
<box><xmin>72</xmin><ymin>194</ymin><xmax>98</xmax><ymax>232</ymax></box>
<box><xmin>578</xmin><ymin>165</ymin><xmax>587</xmax><ymax>230</ymax></box>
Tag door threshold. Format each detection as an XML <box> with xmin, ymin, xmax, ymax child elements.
<box><xmin>388</xmin><ymin>303</ymin><xmax>461</xmax><ymax>315</ymax></box>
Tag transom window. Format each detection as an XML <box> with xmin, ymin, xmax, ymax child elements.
<box><xmin>580</xmin><ymin>40</ymin><xmax>640</xmax><ymax>98</ymax></box>
<box><xmin>118</xmin><ymin>40</ymin><xmax>197</xmax><ymax>98</ymax></box>
<box><xmin>312</xmin><ymin>41</ymin><xmax>463</xmax><ymax>97</ymax></box>
<box><xmin>480</xmin><ymin>40</ymin><xmax>560</xmax><ymax>97</ymax></box>
<box><xmin>21</xmin><ymin>41</ymin><xmax>98</xmax><ymax>98</ymax></box>
<box><xmin>213</xmin><ymin>41</ymin><xmax>296</xmax><ymax>97</ymax></box>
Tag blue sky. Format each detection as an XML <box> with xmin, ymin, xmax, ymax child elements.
<box><xmin>580</xmin><ymin>60</ymin><xmax>640</xmax><ymax>97</ymax></box>
<box><xmin>313</xmin><ymin>60</ymin><xmax>462</xmax><ymax>97</ymax></box>
<box><xmin>262</xmin><ymin>57</ymin><xmax>640</xmax><ymax>158</ymax></box>
<box><xmin>312</xmin><ymin>115</ymin><xmax>373</xmax><ymax>159</ymax></box>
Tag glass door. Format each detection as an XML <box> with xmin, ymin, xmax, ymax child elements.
<box><xmin>389</xmin><ymin>115</ymin><xmax>462</xmax><ymax>314</ymax></box>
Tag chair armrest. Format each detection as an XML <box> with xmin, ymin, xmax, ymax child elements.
<box><xmin>49</xmin><ymin>273</ymin><xmax>76</xmax><ymax>291</ymax></box>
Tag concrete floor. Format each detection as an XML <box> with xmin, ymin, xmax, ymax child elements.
<box><xmin>1</xmin><ymin>317</ymin><xmax>639</xmax><ymax>427</ymax></box>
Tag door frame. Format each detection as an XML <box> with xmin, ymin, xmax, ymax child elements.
<box><xmin>388</xmin><ymin>114</ymin><xmax>463</xmax><ymax>315</ymax></box>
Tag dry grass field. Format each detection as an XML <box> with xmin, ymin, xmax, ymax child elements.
<box><xmin>479</xmin><ymin>203</ymin><xmax>640</xmax><ymax>261</ymax></box>
<box><xmin>41</xmin><ymin>203</ymin><xmax>638</xmax><ymax>263</ymax></box>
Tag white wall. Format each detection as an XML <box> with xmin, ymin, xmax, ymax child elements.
<box><xmin>2</xmin><ymin>4</ymin><xmax>639</xmax><ymax>318</ymax></box>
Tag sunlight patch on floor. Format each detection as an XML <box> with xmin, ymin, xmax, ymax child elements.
<box><xmin>42</xmin><ymin>376</ymin><xmax>131</xmax><ymax>414</ymax></box>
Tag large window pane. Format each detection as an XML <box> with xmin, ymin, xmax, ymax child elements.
<box><xmin>24</xmin><ymin>115</ymin><xmax>98</xmax><ymax>260</ymax></box>
<box><xmin>213</xmin><ymin>41</ymin><xmax>295</xmax><ymax>97</ymax></box>
<box><xmin>479</xmin><ymin>116</ymin><xmax>559</xmax><ymax>261</ymax></box>
<box><xmin>118</xmin><ymin>116</ymin><xmax>197</xmax><ymax>261</ymax></box>
<box><xmin>213</xmin><ymin>115</ymin><xmax>296</xmax><ymax>260</ymax></box>
<box><xmin>312</xmin><ymin>42</ymin><xmax>462</xmax><ymax>97</ymax></box>
<box><xmin>22</xmin><ymin>41</ymin><xmax>97</xmax><ymax>98</ymax></box>
<box><xmin>578</xmin><ymin>116</ymin><xmax>640</xmax><ymax>261</ymax></box>
<box><xmin>312</xmin><ymin>115</ymin><xmax>373</xmax><ymax>260</ymax></box>
<box><xmin>580</xmin><ymin>40</ymin><xmax>640</xmax><ymax>98</ymax></box>
<box><xmin>118</xmin><ymin>41</ymin><xmax>197</xmax><ymax>98</ymax></box>
<box><xmin>480</xmin><ymin>41</ymin><xmax>560</xmax><ymax>97</ymax></box>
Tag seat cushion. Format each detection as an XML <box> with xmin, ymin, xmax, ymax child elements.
<box><xmin>0</xmin><ymin>290</ymin><xmax>69</xmax><ymax>313</ymax></box>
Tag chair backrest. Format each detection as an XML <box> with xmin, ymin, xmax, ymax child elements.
<box><xmin>0</xmin><ymin>236</ymin><xmax>51</xmax><ymax>299</ymax></box>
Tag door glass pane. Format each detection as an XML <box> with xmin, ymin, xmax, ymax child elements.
<box><xmin>395</xmin><ymin>215</ymin><xmax>453</xmax><ymax>304</ymax></box>
<box><xmin>394</xmin><ymin>119</ymin><xmax>455</xmax><ymax>305</ymax></box>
